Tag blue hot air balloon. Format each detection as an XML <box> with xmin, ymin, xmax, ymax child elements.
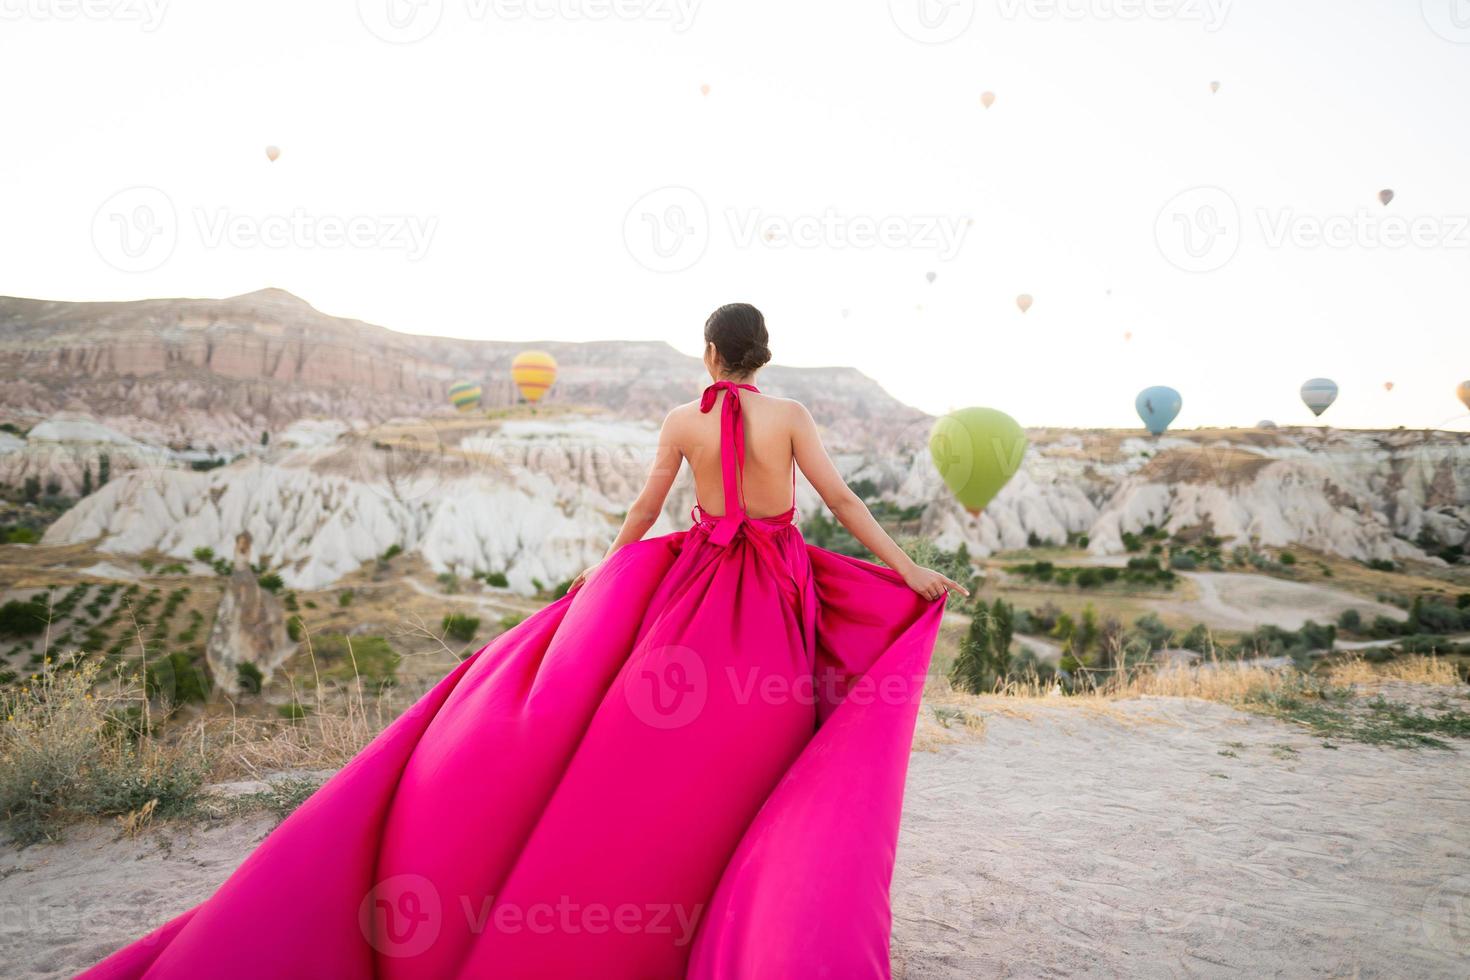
<box><xmin>1135</xmin><ymin>386</ymin><xmax>1182</xmax><ymax>435</ymax></box>
<box><xmin>1300</xmin><ymin>378</ymin><xmax>1338</xmax><ymax>418</ymax></box>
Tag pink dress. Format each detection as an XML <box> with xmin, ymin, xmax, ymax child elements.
<box><xmin>78</xmin><ymin>381</ymin><xmax>946</xmax><ymax>979</ymax></box>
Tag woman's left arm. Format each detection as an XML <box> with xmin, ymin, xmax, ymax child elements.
<box><xmin>569</xmin><ymin>411</ymin><xmax>683</xmax><ymax>591</ymax></box>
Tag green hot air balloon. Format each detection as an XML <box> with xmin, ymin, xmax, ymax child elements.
<box><xmin>929</xmin><ymin>407</ymin><xmax>1028</xmax><ymax>515</ymax></box>
<box><xmin>448</xmin><ymin>380</ymin><xmax>483</xmax><ymax>413</ymax></box>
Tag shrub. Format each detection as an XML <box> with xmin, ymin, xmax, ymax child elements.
<box><xmin>257</xmin><ymin>572</ymin><xmax>284</xmax><ymax>593</ymax></box>
<box><xmin>442</xmin><ymin>614</ymin><xmax>480</xmax><ymax>644</ymax></box>
<box><xmin>0</xmin><ymin>598</ymin><xmax>48</xmax><ymax>637</ymax></box>
<box><xmin>192</xmin><ymin>546</ymin><xmax>215</xmax><ymax>562</ymax></box>
<box><xmin>1337</xmin><ymin>608</ymin><xmax>1362</xmax><ymax>632</ymax></box>
<box><xmin>1</xmin><ymin>659</ymin><xmax>203</xmax><ymax>844</ymax></box>
<box><xmin>145</xmin><ymin>652</ymin><xmax>211</xmax><ymax>705</ymax></box>
<box><xmin>950</xmin><ymin>600</ymin><xmax>1014</xmax><ymax>694</ymax></box>
<box><xmin>499</xmin><ymin>614</ymin><xmax>527</xmax><ymax>631</ymax></box>
<box><xmin>1279</xmin><ymin>551</ymin><xmax>1297</xmax><ymax>565</ymax></box>
<box><xmin>338</xmin><ymin>590</ymin><xmax>354</xmax><ymax>607</ymax></box>
<box><xmin>484</xmin><ymin>571</ymin><xmax>510</xmax><ymax>588</ymax></box>
<box><xmin>236</xmin><ymin>661</ymin><xmax>264</xmax><ymax>695</ymax></box>
<box><xmin>310</xmin><ymin>634</ymin><xmax>400</xmax><ymax>687</ymax></box>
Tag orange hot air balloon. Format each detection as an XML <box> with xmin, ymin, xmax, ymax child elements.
<box><xmin>265</xmin><ymin>145</ymin><xmax>280</xmax><ymax>162</ymax></box>
<box><xmin>1123</xmin><ymin>331</ymin><xmax>1133</xmax><ymax>342</ymax></box>
<box><xmin>1016</xmin><ymin>294</ymin><xmax>1033</xmax><ymax>313</ymax></box>
<box><xmin>700</xmin><ymin>83</ymin><xmax>711</xmax><ymax>97</ymax></box>
<box><xmin>981</xmin><ymin>91</ymin><xmax>996</xmax><ymax>109</ymax></box>
<box><xmin>1458</xmin><ymin>380</ymin><xmax>1470</xmax><ymax>411</ymax></box>
<box><xmin>512</xmin><ymin>350</ymin><xmax>558</xmax><ymax>404</ymax></box>
<box><xmin>1383</xmin><ymin>381</ymin><xmax>1394</xmax><ymax>392</ymax></box>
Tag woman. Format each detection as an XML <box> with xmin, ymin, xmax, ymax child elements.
<box><xmin>80</xmin><ymin>303</ymin><xmax>966</xmax><ymax>980</ymax></box>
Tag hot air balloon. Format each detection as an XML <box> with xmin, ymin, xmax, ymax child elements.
<box><xmin>512</xmin><ymin>350</ymin><xmax>558</xmax><ymax>404</ymax></box>
<box><xmin>929</xmin><ymin>407</ymin><xmax>1027</xmax><ymax>515</ymax></box>
<box><xmin>1135</xmin><ymin>386</ymin><xmax>1182</xmax><ymax>435</ymax></box>
<box><xmin>1300</xmin><ymin>377</ymin><xmax>1339</xmax><ymax>417</ymax></box>
<box><xmin>1379</xmin><ymin>189</ymin><xmax>1394</xmax><ymax>206</ymax></box>
<box><xmin>980</xmin><ymin>91</ymin><xmax>996</xmax><ymax>109</ymax></box>
<box><xmin>1123</xmin><ymin>331</ymin><xmax>1133</xmax><ymax>342</ymax></box>
<box><xmin>1016</xmin><ymin>294</ymin><xmax>1033</xmax><ymax>313</ymax></box>
<box><xmin>926</xmin><ymin>271</ymin><xmax>937</xmax><ymax>284</ymax></box>
<box><xmin>700</xmin><ymin>83</ymin><xmax>711</xmax><ymax>96</ymax></box>
<box><xmin>1210</xmin><ymin>80</ymin><xmax>1220</xmax><ymax>94</ymax></box>
<box><xmin>1383</xmin><ymin>381</ymin><xmax>1394</xmax><ymax>392</ymax></box>
<box><xmin>265</xmin><ymin>145</ymin><xmax>280</xmax><ymax>162</ymax></box>
<box><xmin>448</xmin><ymin>380</ymin><xmax>482</xmax><ymax>413</ymax></box>
<box><xmin>1257</xmin><ymin>419</ymin><xmax>1278</xmax><ymax>429</ymax></box>
<box><xmin>1458</xmin><ymin>380</ymin><xmax>1470</xmax><ymax>411</ymax></box>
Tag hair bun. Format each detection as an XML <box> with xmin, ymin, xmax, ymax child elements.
<box><xmin>739</xmin><ymin>344</ymin><xmax>772</xmax><ymax>372</ymax></box>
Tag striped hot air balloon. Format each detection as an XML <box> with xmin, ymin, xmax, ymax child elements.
<box><xmin>448</xmin><ymin>380</ymin><xmax>482</xmax><ymax>413</ymax></box>
<box><xmin>512</xmin><ymin>351</ymin><xmax>558</xmax><ymax>404</ymax></box>
<box><xmin>1300</xmin><ymin>378</ymin><xmax>1338</xmax><ymax>418</ymax></box>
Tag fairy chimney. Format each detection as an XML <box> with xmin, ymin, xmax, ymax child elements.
<box><xmin>205</xmin><ymin>531</ymin><xmax>295</xmax><ymax>694</ymax></box>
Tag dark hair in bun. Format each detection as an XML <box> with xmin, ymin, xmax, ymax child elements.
<box><xmin>704</xmin><ymin>303</ymin><xmax>771</xmax><ymax>376</ymax></box>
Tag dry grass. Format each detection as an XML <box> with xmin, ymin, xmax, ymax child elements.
<box><xmin>913</xmin><ymin>653</ymin><xmax>1468</xmax><ymax>749</ymax></box>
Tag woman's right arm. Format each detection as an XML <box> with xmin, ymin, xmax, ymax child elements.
<box><xmin>790</xmin><ymin>403</ymin><xmax>968</xmax><ymax>601</ymax></box>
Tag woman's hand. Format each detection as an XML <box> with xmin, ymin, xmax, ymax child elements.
<box><xmin>568</xmin><ymin>561</ymin><xmax>602</xmax><ymax>594</ymax></box>
<box><xmin>902</xmin><ymin>564</ymin><xmax>969</xmax><ymax>601</ymax></box>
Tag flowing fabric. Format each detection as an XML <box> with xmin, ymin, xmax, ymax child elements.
<box><xmin>79</xmin><ymin>381</ymin><xmax>945</xmax><ymax>979</ymax></box>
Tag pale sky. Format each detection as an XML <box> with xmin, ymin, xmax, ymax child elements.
<box><xmin>1</xmin><ymin>0</ymin><xmax>1467</xmax><ymax>430</ymax></box>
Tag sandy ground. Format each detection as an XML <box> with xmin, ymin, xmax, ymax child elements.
<box><xmin>893</xmin><ymin>698</ymin><xmax>1470</xmax><ymax>979</ymax></box>
<box><xmin>3</xmin><ymin>698</ymin><xmax>1468</xmax><ymax>979</ymax></box>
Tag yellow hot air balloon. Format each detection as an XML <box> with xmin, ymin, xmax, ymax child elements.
<box><xmin>1458</xmin><ymin>380</ymin><xmax>1470</xmax><ymax>411</ymax></box>
<box><xmin>448</xmin><ymin>379</ymin><xmax>482</xmax><ymax>413</ymax></box>
<box><xmin>1016</xmin><ymin>294</ymin><xmax>1033</xmax><ymax>313</ymax></box>
<box><xmin>265</xmin><ymin>145</ymin><xmax>280</xmax><ymax>162</ymax></box>
<box><xmin>980</xmin><ymin>91</ymin><xmax>996</xmax><ymax>109</ymax></box>
<box><xmin>512</xmin><ymin>351</ymin><xmax>558</xmax><ymax>404</ymax></box>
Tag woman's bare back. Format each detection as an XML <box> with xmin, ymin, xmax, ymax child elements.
<box><xmin>667</xmin><ymin>388</ymin><xmax>798</xmax><ymax>519</ymax></box>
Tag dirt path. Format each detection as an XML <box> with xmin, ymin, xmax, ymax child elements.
<box><xmin>1158</xmin><ymin>572</ymin><xmax>1407</xmax><ymax>632</ymax></box>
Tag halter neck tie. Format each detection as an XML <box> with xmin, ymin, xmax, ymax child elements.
<box><xmin>698</xmin><ymin>380</ymin><xmax>759</xmax><ymax>546</ymax></box>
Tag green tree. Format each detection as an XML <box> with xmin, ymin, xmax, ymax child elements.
<box><xmin>949</xmin><ymin>599</ymin><xmax>1014</xmax><ymax>694</ymax></box>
